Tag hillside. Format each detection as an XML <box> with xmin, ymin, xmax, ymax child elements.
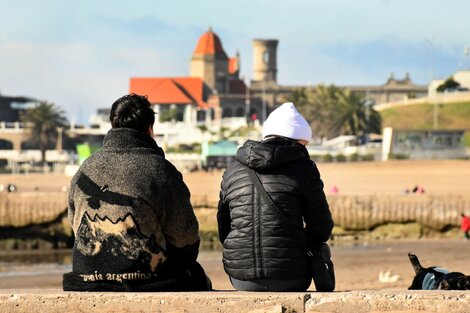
<box><xmin>380</xmin><ymin>101</ymin><xmax>470</xmax><ymax>146</ymax></box>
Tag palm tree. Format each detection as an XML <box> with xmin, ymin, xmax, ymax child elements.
<box><xmin>306</xmin><ymin>85</ymin><xmax>343</xmax><ymax>138</ymax></box>
<box><xmin>328</xmin><ymin>88</ymin><xmax>382</xmax><ymax>137</ymax></box>
<box><xmin>283</xmin><ymin>85</ymin><xmax>382</xmax><ymax>139</ymax></box>
<box><xmin>20</xmin><ymin>102</ymin><xmax>68</xmax><ymax>166</ymax></box>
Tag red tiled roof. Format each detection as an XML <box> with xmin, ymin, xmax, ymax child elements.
<box><xmin>129</xmin><ymin>77</ymin><xmax>208</xmax><ymax>108</ymax></box>
<box><xmin>228</xmin><ymin>57</ymin><xmax>238</xmax><ymax>75</ymax></box>
<box><xmin>193</xmin><ymin>28</ymin><xmax>227</xmax><ymax>57</ymax></box>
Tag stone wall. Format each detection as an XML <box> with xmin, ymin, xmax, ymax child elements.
<box><xmin>1</xmin><ymin>290</ymin><xmax>469</xmax><ymax>313</ymax></box>
<box><xmin>329</xmin><ymin>195</ymin><xmax>470</xmax><ymax>231</ymax></box>
<box><xmin>0</xmin><ymin>192</ymin><xmax>67</xmax><ymax>227</ymax></box>
<box><xmin>0</xmin><ymin>193</ymin><xmax>468</xmax><ymax>246</ymax></box>
<box><xmin>0</xmin><ymin>192</ymin><xmax>70</xmax><ymax>248</ymax></box>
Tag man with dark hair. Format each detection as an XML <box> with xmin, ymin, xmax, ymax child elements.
<box><xmin>63</xmin><ymin>94</ymin><xmax>211</xmax><ymax>291</ymax></box>
<box><xmin>109</xmin><ymin>94</ymin><xmax>156</xmax><ymax>133</ymax></box>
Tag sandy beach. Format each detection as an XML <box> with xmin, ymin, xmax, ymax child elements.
<box><xmin>1</xmin><ymin>160</ymin><xmax>470</xmax><ymax>196</ymax></box>
<box><xmin>183</xmin><ymin>160</ymin><xmax>470</xmax><ymax>198</ymax></box>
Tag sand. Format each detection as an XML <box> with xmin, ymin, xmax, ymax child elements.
<box><xmin>1</xmin><ymin>160</ymin><xmax>469</xmax><ymax>195</ymax></box>
<box><xmin>186</xmin><ymin>160</ymin><xmax>470</xmax><ymax>198</ymax></box>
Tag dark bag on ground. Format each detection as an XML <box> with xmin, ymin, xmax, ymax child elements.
<box><xmin>308</xmin><ymin>242</ymin><xmax>335</xmax><ymax>292</ymax></box>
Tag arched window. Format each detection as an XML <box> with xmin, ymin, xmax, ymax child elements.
<box><xmin>263</xmin><ymin>51</ymin><xmax>269</xmax><ymax>64</ymax></box>
<box><xmin>196</xmin><ymin>110</ymin><xmax>206</xmax><ymax>121</ymax></box>
<box><xmin>235</xmin><ymin>107</ymin><xmax>244</xmax><ymax>117</ymax></box>
<box><xmin>222</xmin><ymin>108</ymin><xmax>232</xmax><ymax>118</ymax></box>
<box><xmin>0</xmin><ymin>139</ymin><xmax>13</xmax><ymax>150</ymax></box>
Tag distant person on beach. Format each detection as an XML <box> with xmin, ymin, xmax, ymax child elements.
<box><xmin>63</xmin><ymin>94</ymin><xmax>211</xmax><ymax>291</ymax></box>
<box><xmin>412</xmin><ymin>185</ymin><xmax>425</xmax><ymax>194</ymax></box>
<box><xmin>461</xmin><ymin>213</ymin><xmax>470</xmax><ymax>240</ymax></box>
<box><xmin>217</xmin><ymin>102</ymin><xmax>334</xmax><ymax>291</ymax></box>
<box><xmin>7</xmin><ymin>184</ymin><xmax>17</xmax><ymax>192</ymax></box>
<box><xmin>330</xmin><ymin>185</ymin><xmax>339</xmax><ymax>195</ymax></box>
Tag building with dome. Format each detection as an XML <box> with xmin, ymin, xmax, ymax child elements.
<box><xmin>129</xmin><ymin>27</ymin><xmax>262</xmax><ymax>141</ymax></box>
<box><xmin>190</xmin><ymin>26</ymin><xmax>231</xmax><ymax>95</ymax></box>
<box><xmin>128</xmin><ymin>27</ymin><xmax>427</xmax><ymax>145</ymax></box>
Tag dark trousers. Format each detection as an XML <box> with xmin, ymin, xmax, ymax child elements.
<box><xmin>63</xmin><ymin>261</ymin><xmax>211</xmax><ymax>292</ymax></box>
<box><xmin>230</xmin><ymin>276</ymin><xmax>311</xmax><ymax>292</ymax></box>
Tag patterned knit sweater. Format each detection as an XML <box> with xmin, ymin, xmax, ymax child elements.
<box><xmin>63</xmin><ymin>128</ymin><xmax>200</xmax><ymax>291</ymax></box>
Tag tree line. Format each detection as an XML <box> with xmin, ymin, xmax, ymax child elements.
<box><xmin>283</xmin><ymin>85</ymin><xmax>382</xmax><ymax>140</ymax></box>
<box><xmin>20</xmin><ymin>102</ymin><xmax>67</xmax><ymax>166</ymax></box>
<box><xmin>18</xmin><ymin>84</ymin><xmax>383</xmax><ymax>166</ymax></box>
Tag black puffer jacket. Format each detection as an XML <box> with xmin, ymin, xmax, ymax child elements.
<box><xmin>217</xmin><ymin>137</ymin><xmax>333</xmax><ymax>280</ymax></box>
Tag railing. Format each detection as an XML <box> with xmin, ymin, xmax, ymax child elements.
<box><xmin>0</xmin><ymin>122</ymin><xmax>25</xmax><ymax>129</ymax></box>
<box><xmin>0</xmin><ymin>150</ymin><xmax>73</xmax><ymax>162</ymax></box>
<box><xmin>375</xmin><ymin>92</ymin><xmax>470</xmax><ymax>111</ymax></box>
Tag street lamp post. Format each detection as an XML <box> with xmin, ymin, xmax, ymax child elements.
<box><xmin>262</xmin><ymin>79</ymin><xmax>267</xmax><ymax>123</ymax></box>
<box><xmin>425</xmin><ymin>37</ymin><xmax>435</xmax><ymax>82</ymax></box>
<box><xmin>245</xmin><ymin>81</ymin><xmax>251</xmax><ymax>125</ymax></box>
<box><xmin>433</xmin><ymin>102</ymin><xmax>441</xmax><ymax>130</ymax></box>
<box><xmin>432</xmin><ymin>93</ymin><xmax>442</xmax><ymax>130</ymax></box>
<box><xmin>56</xmin><ymin>127</ymin><xmax>63</xmax><ymax>153</ymax></box>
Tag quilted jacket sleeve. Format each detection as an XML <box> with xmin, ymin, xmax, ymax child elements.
<box><xmin>301</xmin><ymin>162</ymin><xmax>334</xmax><ymax>245</ymax></box>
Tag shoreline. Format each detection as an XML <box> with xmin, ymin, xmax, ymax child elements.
<box><xmin>1</xmin><ymin>239</ymin><xmax>469</xmax><ymax>291</ymax></box>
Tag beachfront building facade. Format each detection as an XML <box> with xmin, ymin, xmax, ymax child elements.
<box><xmin>125</xmin><ymin>28</ymin><xmax>430</xmax><ymax>146</ymax></box>
<box><xmin>382</xmin><ymin>127</ymin><xmax>467</xmax><ymax>160</ymax></box>
<box><xmin>346</xmin><ymin>73</ymin><xmax>428</xmax><ymax>104</ymax></box>
<box><xmin>128</xmin><ymin>28</ymin><xmax>263</xmax><ymax>146</ymax></box>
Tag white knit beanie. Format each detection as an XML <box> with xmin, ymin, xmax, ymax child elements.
<box><xmin>262</xmin><ymin>102</ymin><xmax>312</xmax><ymax>142</ymax></box>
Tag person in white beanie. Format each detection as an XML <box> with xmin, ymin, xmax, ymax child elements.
<box><xmin>262</xmin><ymin>102</ymin><xmax>312</xmax><ymax>145</ymax></box>
<box><xmin>217</xmin><ymin>102</ymin><xmax>334</xmax><ymax>292</ymax></box>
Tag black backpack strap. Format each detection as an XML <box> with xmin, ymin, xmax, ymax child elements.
<box><xmin>245</xmin><ymin>167</ymin><xmax>278</xmax><ymax>211</ymax></box>
<box><xmin>245</xmin><ymin>166</ymin><xmax>302</xmax><ymax>236</ymax></box>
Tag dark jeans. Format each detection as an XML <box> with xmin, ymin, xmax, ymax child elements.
<box><xmin>230</xmin><ymin>276</ymin><xmax>311</xmax><ymax>292</ymax></box>
<box><xmin>63</xmin><ymin>261</ymin><xmax>211</xmax><ymax>292</ymax></box>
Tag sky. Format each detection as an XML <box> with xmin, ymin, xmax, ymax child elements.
<box><xmin>1</xmin><ymin>0</ymin><xmax>470</xmax><ymax>125</ymax></box>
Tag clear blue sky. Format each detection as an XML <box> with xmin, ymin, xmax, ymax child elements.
<box><xmin>1</xmin><ymin>0</ymin><xmax>469</xmax><ymax>124</ymax></box>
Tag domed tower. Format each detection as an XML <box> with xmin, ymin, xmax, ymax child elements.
<box><xmin>252</xmin><ymin>39</ymin><xmax>278</xmax><ymax>83</ymax></box>
<box><xmin>190</xmin><ymin>27</ymin><xmax>229</xmax><ymax>94</ymax></box>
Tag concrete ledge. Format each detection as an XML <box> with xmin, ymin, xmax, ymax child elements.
<box><xmin>306</xmin><ymin>290</ymin><xmax>470</xmax><ymax>313</ymax></box>
<box><xmin>1</xmin><ymin>289</ymin><xmax>469</xmax><ymax>313</ymax></box>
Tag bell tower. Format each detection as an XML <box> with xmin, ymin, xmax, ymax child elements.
<box><xmin>252</xmin><ymin>39</ymin><xmax>278</xmax><ymax>83</ymax></box>
<box><xmin>190</xmin><ymin>27</ymin><xmax>229</xmax><ymax>94</ymax></box>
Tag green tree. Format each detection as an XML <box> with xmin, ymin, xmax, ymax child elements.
<box><xmin>306</xmin><ymin>85</ymin><xmax>342</xmax><ymax>138</ymax></box>
<box><xmin>284</xmin><ymin>87</ymin><xmax>310</xmax><ymax>107</ymax></box>
<box><xmin>21</xmin><ymin>102</ymin><xmax>68</xmax><ymax>166</ymax></box>
<box><xmin>159</xmin><ymin>108</ymin><xmax>180</xmax><ymax>122</ymax></box>
<box><xmin>436</xmin><ymin>77</ymin><xmax>460</xmax><ymax>93</ymax></box>
<box><xmin>329</xmin><ymin>88</ymin><xmax>382</xmax><ymax>136</ymax></box>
